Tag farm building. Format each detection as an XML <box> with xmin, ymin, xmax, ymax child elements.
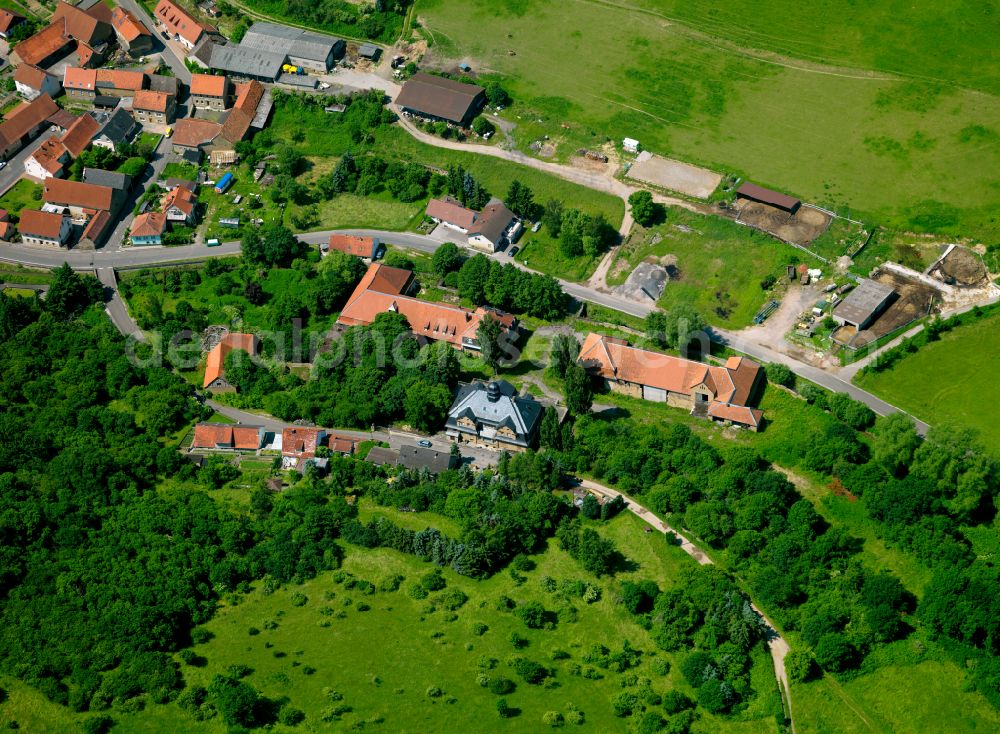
<box><xmin>12</xmin><ymin>1</ymin><xmax>113</xmax><ymax>69</ymax></box>
<box><xmin>239</xmin><ymin>21</ymin><xmax>344</xmax><ymax>72</ymax></box>
<box><xmin>203</xmin><ymin>332</ymin><xmax>258</xmax><ymax>391</ymax></box>
<box><xmin>446</xmin><ymin>380</ymin><xmax>543</xmax><ymax>452</ymax></box>
<box><xmin>578</xmin><ymin>333</ymin><xmax>764</xmax><ymax>430</ymax></box>
<box><xmin>13</xmin><ymin>64</ymin><xmax>60</xmax><ymax>101</ymax></box>
<box><xmin>18</xmin><ymin>209</ymin><xmax>71</xmax><ymax>248</ymax></box>
<box><xmin>170</xmin><ymin>117</ymin><xmax>222</xmax><ymax>154</ymax></box>
<box><xmin>337</xmin><ymin>262</ymin><xmax>518</xmax><ymax>351</ymax></box>
<box><xmin>395</xmin><ymin>73</ymin><xmax>485</xmax><ymax>126</ymax></box>
<box><xmin>0</xmin><ymin>94</ymin><xmax>61</xmax><ymax>159</ymax></box>
<box><xmin>735</xmin><ymin>183</ymin><xmax>801</xmax><ymax>214</ymax></box>
<box><xmin>326</xmin><ymin>234</ymin><xmax>380</xmax><ymax>260</ymax></box>
<box><xmin>0</xmin><ymin>9</ymin><xmax>25</xmax><ymax>40</ymax></box>
<box><xmin>358</xmin><ymin>43</ymin><xmax>380</xmax><ymax>60</ymax></box>
<box><xmin>199</xmin><ymin>42</ymin><xmax>286</xmax><ymax>82</ymax></box>
<box><xmin>191</xmin><ymin>423</ymin><xmax>265</xmax><ymax>451</ymax></box>
<box><xmin>832</xmin><ymin>279</ymin><xmax>897</xmax><ymax>330</ymax></box>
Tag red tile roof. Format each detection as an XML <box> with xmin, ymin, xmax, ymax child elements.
<box><xmin>80</xmin><ymin>209</ymin><xmax>111</xmax><ymax>243</ymax></box>
<box><xmin>190</xmin><ymin>73</ymin><xmax>227</xmax><ymax>97</ymax></box>
<box><xmin>162</xmin><ymin>185</ymin><xmax>196</xmax><ymax>216</ymax></box>
<box><xmin>130</xmin><ymin>211</ymin><xmax>167</xmax><ymax>238</ymax></box>
<box><xmin>0</xmin><ymin>94</ymin><xmax>59</xmax><ymax>151</ymax></box>
<box><xmin>170</xmin><ymin>117</ymin><xmax>221</xmax><ymax>148</ymax></box>
<box><xmin>44</xmin><ymin>177</ymin><xmax>115</xmax><ymax>211</ymax></box>
<box><xmin>28</xmin><ymin>137</ymin><xmax>68</xmax><ymax>176</ymax></box>
<box><xmin>0</xmin><ymin>221</ymin><xmax>13</xmax><ymax>240</ymax></box>
<box><xmin>192</xmin><ymin>423</ymin><xmax>263</xmax><ymax>450</ymax></box>
<box><xmin>58</xmin><ymin>113</ymin><xmax>100</xmax><ymax>157</ymax></box>
<box><xmin>111</xmin><ymin>7</ymin><xmax>150</xmax><ymax>43</ymax></box>
<box><xmin>63</xmin><ymin>66</ymin><xmax>96</xmax><ymax>91</ymax></box>
<box><xmin>219</xmin><ymin>80</ymin><xmax>263</xmax><ymax>143</ymax></box>
<box><xmin>18</xmin><ymin>209</ymin><xmax>65</xmax><ymax>240</ymax></box>
<box><xmin>133</xmin><ymin>89</ymin><xmax>171</xmax><ymax>112</ymax></box>
<box><xmin>426</xmin><ymin>196</ymin><xmax>478</xmax><ymax>230</ymax></box>
<box><xmin>0</xmin><ymin>9</ymin><xmax>25</xmax><ymax>35</ymax></box>
<box><xmin>328</xmin><ymin>435</ymin><xmax>357</xmax><ymax>455</ymax></box>
<box><xmin>328</xmin><ymin>234</ymin><xmax>376</xmax><ymax>258</ymax></box>
<box><xmin>282</xmin><ymin>427</ymin><xmax>324</xmax><ymax>459</ymax></box>
<box><xmin>13</xmin><ymin>63</ymin><xmax>51</xmax><ymax>90</ymax></box>
<box><xmin>52</xmin><ymin>1</ymin><xmax>107</xmax><ymax>47</ymax></box>
<box><xmin>96</xmin><ymin>68</ymin><xmax>146</xmax><ymax>91</ymax></box>
<box><xmin>204</xmin><ymin>332</ymin><xmax>258</xmax><ymax>388</ymax></box>
<box><xmin>13</xmin><ymin>21</ymin><xmax>71</xmax><ymax>66</ymax></box>
<box><xmin>154</xmin><ymin>0</ymin><xmax>207</xmax><ymax>47</ymax></box>
<box><xmin>337</xmin><ymin>263</ymin><xmax>516</xmax><ymax>348</ymax></box>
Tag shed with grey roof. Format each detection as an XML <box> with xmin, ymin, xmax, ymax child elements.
<box><xmin>207</xmin><ymin>43</ymin><xmax>286</xmax><ymax>82</ymax></box>
<box><xmin>83</xmin><ymin>168</ymin><xmax>130</xmax><ymax>190</ymax></box>
<box><xmin>92</xmin><ymin>107</ymin><xmax>138</xmax><ymax>149</ymax></box>
<box><xmin>446</xmin><ymin>380</ymin><xmax>542</xmax><ymax>450</ymax></box>
<box><xmin>395</xmin><ymin>72</ymin><xmax>485</xmax><ymax>126</ymax></box>
<box><xmin>148</xmin><ymin>74</ymin><xmax>179</xmax><ymax>97</ymax></box>
<box><xmin>832</xmin><ymin>279</ymin><xmax>896</xmax><ymax>330</ymax></box>
<box><xmin>358</xmin><ymin>43</ymin><xmax>380</xmax><ymax>60</ymax></box>
<box><xmin>240</xmin><ymin>21</ymin><xmax>344</xmax><ymax>72</ymax></box>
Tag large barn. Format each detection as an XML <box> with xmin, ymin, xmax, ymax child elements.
<box><xmin>395</xmin><ymin>73</ymin><xmax>485</xmax><ymax>126</ymax></box>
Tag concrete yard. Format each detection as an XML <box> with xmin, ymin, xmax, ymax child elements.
<box><xmin>626</xmin><ymin>152</ymin><xmax>722</xmax><ymax>199</ymax></box>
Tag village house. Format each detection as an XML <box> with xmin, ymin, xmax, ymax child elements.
<box><xmin>23</xmin><ymin>113</ymin><xmax>99</xmax><ymax>180</ymax></box>
<box><xmin>17</xmin><ymin>209</ymin><xmax>71</xmax><ymax>248</ymax></box>
<box><xmin>365</xmin><ymin>444</ymin><xmax>458</xmax><ymax>474</ymax></box>
<box><xmin>162</xmin><ymin>185</ymin><xmax>198</xmax><ymax>225</ymax></box>
<box><xmin>425</xmin><ymin>196</ymin><xmax>477</xmax><ymax>233</ymax></box>
<box><xmin>281</xmin><ymin>426</ymin><xmax>327</xmax><ymax>470</ymax></box>
<box><xmin>203</xmin><ymin>332</ymin><xmax>258</xmax><ymax>391</ymax></box>
<box><xmin>91</xmin><ymin>107</ymin><xmax>139</xmax><ymax>150</ymax></box>
<box><xmin>132</xmin><ymin>89</ymin><xmax>176</xmax><ymax>126</ymax></box>
<box><xmin>445</xmin><ymin>380</ymin><xmax>543</xmax><ymax>452</ymax></box>
<box><xmin>129</xmin><ymin>211</ymin><xmax>167</xmax><ymax>245</ymax></box>
<box><xmin>191</xmin><ymin>423</ymin><xmax>265</xmax><ymax>451</ymax></box>
<box><xmin>63</xmin><ymin>68</ymin><xmax>147</xmax><ymax>101</ymax></box>
<box><xmin>11</xmin><ymin>1</ymin><xmax>113</xmax><ymax>69</ymax></box>
<box><xmin>13</xmin><ymin>64</ymin><xmax>60</xmax><ymax>101</ymax></box>
<box><xmin>82</xmin><ymin>168</ymin><xmax>131</xmax><ymax>192</ymax></box>
<box><xmin>325</xmin><ymin>234</ymin><xmax>380</xmax><ymax>261</ymax></box>
<box><xmin>43</xmin><ymin>177</ymin><xmax>124</xmax><ymax>224</ymax></box>
<box><xmin>395</xmin><ymin>72</ymin><xmax>485</xmax><ymax>126</ymax></box>
<box><xmin>0</xmin><ymin>210</ymin><xmax>13</xmax><ymax>241</ymax></box>
<box><xmin>154</xmin><ymin>0</ymin><xmax>211</xmax><ymax>51</ymax></box>
<box><xmin>189</xmin><ymin>73</ymin><xmax>230</xmax><ymax>110</ymax></box>
<box><xmin>215</xmin><ymin>80</ymin><xmax>270</xmax><ymax>147</ymax></box>
<box><xmin>425</xmin><ymin>196</ymin><xmax>519</xmax><ymax>252</ymax></box>
<box><xmin>110</xmin><ymin>6</ymin><xmax>153</xmax><ymax>57</ymax></box>
<box><xmin>0</xmin><ymin>94</ymin><xmax>60</xmax><ymax>159</ymax></box>
<box><xmin>577</xmin><ymin>333</ymin><xmax>765</xmax><ymax>430</ymax></box>
<box><xmin>0</xmin><ymin>9</ymin><xmax>25</xmax><ymax>40</ymax></box>
<box><xmin>337</xmin><ymin>262</ymin><xmax>518</xmax><ymax>352</ymax></box>
<box><xmin>169</xmin><ymin>117</ymin><xmax>221</xmax><ymax>157</ymax></box>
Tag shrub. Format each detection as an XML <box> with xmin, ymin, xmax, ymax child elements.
<box><xmin>408</xmin><ymin>584</ymin><xmax>429</xmax><ymax>600</ymax></box>
<box><xmin>815</xmin><ymin>633</ymin><xmax>858</xmax><ymax>672</ymax></box>
<box><xmin>512</xmin><ymin>658</ymin><xmax>548</xmax><ymax>684</ymax></box>
<box><xmin>496</xmin><ymin>698</ymin><xmax>512</xmax><ymax>718</ymax></box>
<box><xmin>421</xmin><ymin>569</ymin><xmax>447</xmax><ymax>591</ymax></box>
<box><xmin>488</xmin><ymin>676</ymin><xmax>516</xmax><ymax>695</ymax></box>
<box><xmin>81</xmin><ymin>716</ymin><xmax>114</xmax><ymax>734</ymax></box>
<box><xmin>278</xmin><ymin>704</ymin><xmax>305</xmax><ymax>726</ymax></box>
<box><xmin>611</xmin><ymin>691</ymin><xmax>639</xmax><ymax>717</ymax></box>
<box><xmin>543</xmin><ymin>710</ymin><xmax>565</xmax><ymax>727</ymax></box>
<box><xmin>697</xmin><ymin>678</ymin><xmax>736</xmax><ymax>714</ymax></box>
<box><xmin>426</xmin><ymin>686</ymin><xmax>443</xmax><ymax>698</ymax></box>
<box><xmin>786</xmin><ymin>649</ymin><xmax>817</xmax><ymax>682</ymax></box>
<box><xmin>765</xmin><ymin>363</ymin><xmax>796</xmax><ymax>389</ymax></box>
<box><xmin>472</xmin><ymin>622</ymin><xmax>489</xmax><ymax>636</ymax></box>
<box><xmin>565</xmin><ymin>709</ymin><xmax>585</xmax><ymax>725</ymax></box>
<box><xmin>440</xmin><ymin>589</ymin><xmax>468</xmax><ymax>611</ymax></box>
<box><xmin>661</xmin><ymin>690</ymin><xmax>693</xmax><ymax>714</ymax></box>
<box><xmin>516</xmin><ymin>601</ymin><xmax>549</xmax><ymax>629</ymax></box>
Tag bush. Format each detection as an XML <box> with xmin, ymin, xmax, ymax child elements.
<box><xmin>516</xmin><ymin>601</ymin><xmax>549</xmax><ymax>629</ymax></box>
<box><xmin>611</xmin><ymin>691</ymin><xmax>639</xmax><ymax>717</ymax></box>
<box><xmin>421</xmin><ymin>569</ymin><xmax>447</xmax><ymax>591</ymax></box>
<box><xmin>512</xmin><ymin>658</ymin><xmax>548</xmax><ymax>684</ymax></box>
<box><xmin>697</xmin><ymin>678</ymin><xmax>736</xmax><ymax>714</ymax></box>
<box><xmin>278</xmin><ymin>704</ymin><xmax>305</xmax><ymax>725</ymax></box>
<box><xmin>426</xmin><ymin>686</ymin><xmax>443</xmax><ymax>698</ymax></box>
<box><xmin>815</xmin><ymin>633</ymin><xmax>858</xmax><ymax>672</ymax></box>
<box><xmin>543</xmin><ymin>710</ymin><xmax>565</xmax><ymax>727</ymax></box>
<box><xmin>290</xmin><ymin>592</ymin><xmax>308</xmax><ymax>607</ymax></box>
<box><xmin>661</xmin><ymin>690</ymin><xmax>693</xmax><ymax>714</ymax></box>
<box><xmin>81</xmin><ymin>716</ymin><xmax>114</xmax><ymax>734</ymax></box>
<box><xmin>765</xmin><ymin>363</ymin><xmax>796</xmax><ymax>389</ymax></box>
<box><xmin>496</xmin><ymin>697</ymin><xmax>512</xmax><ymax>718</ymax></box>
<box><xmin>472</xmin><ymin>622</ymin><xmax>489</xmax><ymax>636</ymax></box>
<box><xmin>488</xmin><ymin>677</ymin><xmax>516</xmax><ymax>695</ymax></box>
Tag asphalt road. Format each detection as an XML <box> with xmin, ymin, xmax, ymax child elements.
<box><xmin>118</xmin><ymin>0</ymin><xmax>192</xmax><ymax>84</ymax></box>
<box><xmin>0</xmin><ymin>226</ymin><xmax>928</xmax><ymax>433</ymax></box>
<box><xmin>97</xmin><ymin>267</ymin><xmax>145</xmax><ymax>341</ymax></box>
<box><xmin>0</xmin><ymin>135</ymin><xmax>50</xmax><ymax>194</ymax></box>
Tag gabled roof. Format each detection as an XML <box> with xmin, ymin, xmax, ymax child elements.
<box><xmin>28</xmin><ymin>137</ymin><xmax>69</xmax><ymax>175</ymax></box>
<box><xmin>706</xmin><ymin>402</ymin><xmax>763</xmax><ymax>429</ymax></box>
<box><xmin>59</xmin><ymin>114</ymin><xmax>100</xmax><ymax>157</ymax></box>
<box><xmin>240</xmin><ymin>21</ymin><xmax>341</xmax><ymax>64</ymax></box>
<box><xmin>219</xmin><ymin>80</ymin><xmax>264</xmax><ymax>143</ymax></box>
<box><xmin>96</xmin><ymin>68</ymin><xmax>146</xmax><ymax>91</ymax></box>
<box><xmin>203</xmin><ymin>332</ymin><xmax>258</xmax><ymax>388</ymax></box>
<box><xmin>18</xmin><ymin>209</ymin><xmax>65</xmax><ymax>240</ymax></box>
<box><xmin>133</xmin><ymin>89</ymin><xmax>171</xmax><ymax>112</ymax></box>
<box><xmin>205</xmin><ymin>42</ymin><xmax>285</xmax><ymax>80</ymax></box>
<box><xmin>155</xmin><ymin>0</ymin><xmax>208</xmax><ymax>46</ymax></box>
<box><xmin>52</xmin><ymin>1</ymin><xmax>109</xmax><ymax>47</ymax></box>
<box><xmin>13</xmin><ymin>64</ymin><xmax>53</xmax><ymax>90</ymax></box>
<box><xmin>12</xmin><ymin>21</ymin><xmax>70</xmax><ymax>67</ymax></box>
<box><xmin>148</xmin><ymin>74</ymin><xmax>179</xmax><ymax>96</ymax></box>
<box><xmin>395</xmin><ymin>72</ymin><xmax>484</xmax><ymax>124</ymax></box>
<box><xmin>44</xmin><ymin>177</ymin><xmax>115</xmax><ymax>211</ymax></box>
<box><xmin>111</xmin><ymin>7</ymin><xmax>150</xmax><ymax>43</ymax></box>
<box><xmin>83</xmin><ymin>168</ymin><xmax>130</xmax><ymax>190</ymax></box>
<box><xmin>171</xmin><ymin>117</ymin><xmax>221</xmax><ymax>148</ymax></box>
<box><xmin>190</xmin><ymin>72</ymin><xmax>227</xmax><ymax>97</ymax></box>
<box><xmin>470</xmin><ymin>200</ymin><xmax>515</xmax><ymax>244</ymax></box>
<box><xmin>328</xmin><ymin>435</ymin><xmax>356</xmax><ymax>454</ymax></box>
<box><xmin>81</xmin><ymin>209</ymin><xmax>111</xmax><ymax>244</ymax></box>
<box><xmin>64</xmin><ymin>66</ymin><xmax>96</xmax><ymax>90</ymax></box>
<box><xmin>426</xmin><ymin>196</ymin><xmax>478</xmax><ymax>229</ymax></box>
<box><xmin>0</xmin><ymin>9</ymin><xmax>25</xmax><ymax>35</ymax></box>
<box><xmin>130</xmin><ymin>210</ymin><xmax>167</xmax><ymax>237</ymax></box>
<box><xmin>95</xmin><ymin>107</ymin><xmax>137</xmax><ymax>143</ymax></box>
<box><xmin>191</xmin><ymin>422</ymin><xmax>263</xmax><ymax>450</ymax></box>
<box><xmin>397</xmin><ymin>445</ymin><xmax>456</xmax><ymax>473</ymax></box>
<box><xmin>0</xmin><ymin>94</ymin><xmax>59</xmax><ymax>151</ymax></box>
<box><xmin>327</xmin><ymin>234</ymin><xmax>376</xmax><ymax>258</ymax></box>
<box><xmin>162</xmin><ymin>185</ymin><xmax>197</xmax><ymax>215</ymax></box>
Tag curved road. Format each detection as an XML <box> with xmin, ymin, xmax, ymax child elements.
<box><xmin>581</xmin><ymin>479</ymin><xmax>795</xmax><ymax>733</ymax></box>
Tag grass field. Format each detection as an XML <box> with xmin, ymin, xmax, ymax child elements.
<box><xmin>97</xmin><ymin>510</ymin><xmax>780</xmax><ymax>733</ymax></box>
<box><xmin>605</xmin><ymin>206</ymin><xmax>817</xmax><ymax>329</ymax></box>
<box><xmin>0</xmin><ymin>179</ymin><xmax>42</xmax><ymax>217</ymax></box>
<box><xmin>854</xmin><ymin>309</ymin><xmax>1000</xmax><ymax>451</ymax></box>
<box><xmin>512</xmin><ymin>230</ymin><xmax>601</xmax><ymax>282</ymax></box>
<box><xmin>417</xmin><ymin>0</ymin><xmax>1000</xmax><ymax>239</ymax></box>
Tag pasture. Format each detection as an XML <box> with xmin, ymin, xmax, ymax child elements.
<box><xmin>417</xmin><ymin>0</ymin><xmax>1000</xmax><ymax>238</ymax></box>
<box><xmin>854</xmin><ymin>309</ymin><xmax>1000</xmax><ymax>451</ymax></box>
<box><xmin>103</xmin><ymin>509</ymin><xmax>781</xmax><ymax>733</ymax></box>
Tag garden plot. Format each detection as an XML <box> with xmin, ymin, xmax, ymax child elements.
<box><xmin>626</xmin><ymin>152</ymin><xmax>722</xmax><ymax>199</ymax></box>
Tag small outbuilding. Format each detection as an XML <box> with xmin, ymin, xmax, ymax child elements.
<box><xmin>832</xmin><ymin>279</ymin><xmax>896</xmax><ymax>330</ymax></box>
<box><xmin>735</xmin><ymin>183</ymin><xmax>801</xmax><ymax>214</ymax></box>
<box><xmin>358</xmin><ymin>43</ymin><xmax>380</xmax><ymax>60</ymax></box>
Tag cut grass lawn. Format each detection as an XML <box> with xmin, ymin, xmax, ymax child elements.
<box><xmin>418</xmin><ymin>0</ymin><xmax>1000</xmax><ymax>239</ymax></box>
<box><xmin>513</xmin><ymin>229</ymin><xmax>600</xmax><ymax>282</ymax></box>
<box><xmin>607</xmin><ymin>207</ymin><xmax>818</xmax><ymax>329</ymax></box>
<box><xmin>0</xmin><ymin>178</ymin><xmax>43</xmax><ymax>217</ymax></box>
<box><xmin>0</xmin><ymin>265</ymin><xmax>53</xmax><ymax>285</ymax></box>
<box><xmin>854</xmin><ymin>309</ymin><xmax>1000</xmax><ymax>453</ymax></box>
<box><xmin>107</xmin><ymin>510</ymin><xmax>781</xmax><ymax>733</ymax></box>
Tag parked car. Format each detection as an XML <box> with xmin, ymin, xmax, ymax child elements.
<box><xmin>507</xmin><ymin>246</ymin><xmax>519</xmax><ymax>257</ymax></box>
<box><xmin>0</xmin><ymin>161</ymin><xmax>7</xmax><ymax>170</ymax></box>
<box><xmin>418</xmin><ymin>439</ymin><xmax>432</xmax><ymax>448</ymax></box>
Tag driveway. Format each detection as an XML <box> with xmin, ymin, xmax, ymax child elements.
<box><xmin>117</xmin><ymin>0</ymin><xmax>192</xmax><ymax>84</ymax></box>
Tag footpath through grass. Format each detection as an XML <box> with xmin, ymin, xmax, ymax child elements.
<box><xmin>854</xmin><ymin>309</ymin><xmax>1000</xmax><ymax>452</ymax></box>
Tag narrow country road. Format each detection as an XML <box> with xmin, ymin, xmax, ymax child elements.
<box><xmin>579</xmin><ymin>479</ymin><xmax>795</xmax><ymax>734</ymax></box>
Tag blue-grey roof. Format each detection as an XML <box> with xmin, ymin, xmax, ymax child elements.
<box><xmin>240</xmin><ymin>21</ymin><xmax>342</xmax><ymax>65</ymax></box>
<box><xmin>95</xmin><ymin>108</ymin><xmax>137</xmax><ymax>143</ymax></box>
<box><xmin>446</xmin><ymin>380</ymin><xmax>542</xmax><ymax>447</ymax></box>
<box><xmin>209</xmin><ymin>43</ymin><xmax>285</xmax><ymax>79</ymax></box>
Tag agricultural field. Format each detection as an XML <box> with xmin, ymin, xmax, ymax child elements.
<box><xmin>104</xmin><ymin>510</ymin><xmax>782</xmax><ymax>733</ymax></box>
<box><xmin>417</xmin><ymin>0</ymin><xmax>1000</xmax><ymax>238</ymax></box>
<box><xmin>606</xmin><ymin>207</ymin><xmax>816</xmax><ymax>329</ymax></box>
<box><xmin>854</xmin><ymin>309</ymin><xmax>1000</xmax><ymax>452</ymax></box>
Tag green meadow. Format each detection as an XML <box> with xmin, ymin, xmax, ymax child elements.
<box><xmin>417</xmin><ymin>0</ymin><xmax>1000</xmax><ymax>238</ymax></box>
